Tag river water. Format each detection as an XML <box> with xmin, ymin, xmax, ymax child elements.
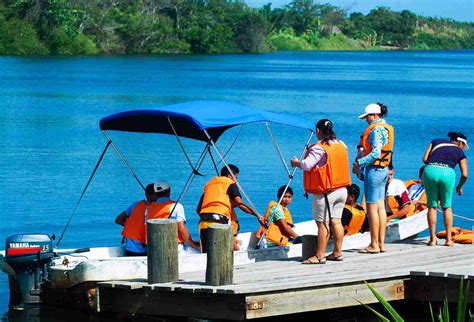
<box><xmin>1</xmin><ymin>50</ymin><xmax>473</xmax><ymax>317</ymax></box>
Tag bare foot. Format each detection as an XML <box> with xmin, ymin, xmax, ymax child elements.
<box><xmin>444</xmin><ymin>241</ymin><xmax>454</xmax><ymax>247</ymax></box>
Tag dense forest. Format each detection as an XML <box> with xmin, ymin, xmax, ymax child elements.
<box><xmin>0</xmin><ymin>0</ymin><xmax>473</xmax><ymax>55</ymax></box>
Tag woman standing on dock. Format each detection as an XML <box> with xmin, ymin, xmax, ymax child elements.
<box><xmin>422</xmin><ymin>132</ymin><xmax>469</xmax><ymax>246</ymax></box>
<box><xmin>291</xmin><ymin>119</ymin><xmax>351</xmax><ymax>264</ymax></box>
<box><xmin>352</xmin><ymin>103</ymin><xmax>394</xmax><ymax>254</ymax></box>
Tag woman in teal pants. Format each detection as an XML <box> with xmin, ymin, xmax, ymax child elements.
<box><xmin>422</xmin><ymin>132</ymin><xmax>468</xmax><ymax>246</ymax></box>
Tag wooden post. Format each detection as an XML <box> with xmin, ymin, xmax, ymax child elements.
<box><xmin>205</xmin><ymin>224</ymin><xmax>233</xmax><ymax>286</ymax></box>
<box><xmin>147</xmin><ymin>218</ymin><xmax>178</xmax><ymax>284</ymax></box>
<box><xmin>302</xmin><ymin>235</ymin><xmax>318</xmax><ymax>261</ymax></box>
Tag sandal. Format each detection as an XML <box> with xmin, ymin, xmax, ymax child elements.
<box><xmin>302</xmin><ymin>256</ymin><xmax>326</xmax><ymax>264</ymax></box>
<box><xmin>358</xmin><ymin>247</ymin><xmax>380</xmax><ymax>254</ymax></box>
<box><xmin>326</xmin><ymin>253</ymin><xmax>343</xmax><ymax>261</ymax></box>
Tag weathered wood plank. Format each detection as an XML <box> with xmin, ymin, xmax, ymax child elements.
<box><xmin>245</xmin><ymin>279</ymin><xmax>407</xmax><ymax>319</ymax></box>
<box><xmin>98</xmin><ymin>286</ymin><xmax>246</xmax><ymax>320</ymax></box>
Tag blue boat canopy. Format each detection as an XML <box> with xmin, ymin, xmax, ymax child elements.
<box><xmin>100</xmin><ymin>100</ymin><xmax>314</xmax><ymax>142</ymax></box>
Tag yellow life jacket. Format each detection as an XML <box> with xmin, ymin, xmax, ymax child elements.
<box><xmin>200</xmin><ymin>176</ymin><xmax>234</xmax><ymax>219</ymax></box>
<box><xmin>255</xmin><ymin>201</ymin><xmax>294</xmax><ymax>246</ymax></box>
<box><xmin>343</xmin><ymin>204</ymin><xmax>366</xmax><ymax>236</ymax></box>
<box><xmin>360</xmin><ymin>122</ymin><xmax>394</xmax><ymax>168</ymax></box>
<box><xmin>122</xmin><ymin>200</ymin><xmax>175</xmax><ymax>244</ymax></box>
<box><xmin>303</xmin><ymin>141</ymin><xmax>351</xmax><ymax>194</ymax></box>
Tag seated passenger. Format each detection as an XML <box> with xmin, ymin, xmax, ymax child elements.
<box><xmin>342</xmin><ymin>184</ymin><xmax>369</xmax><ymax>235</ymax></box>
<box><xmin>115</xmin><ymin>181</ymin><xmax>200</xmax><ymax>256</ymax></box>
<box><xmin>256</xmin><ymin>186</ymin><xmax>302</xmax><ymax>247</ymax></box>
<box><xmin>405</xmin><ymin>166</ymin><xmax>428</xmax><ymax>214</ymax></box>
<box><xmin>196</xmin><ymin>164</ymin><xmax>265</xmax><ymax>253</ymax></box>
<box><xmin>385</xmin><ymin>165</ymin><xmax>412</xmax><ymax>222</ymax></box>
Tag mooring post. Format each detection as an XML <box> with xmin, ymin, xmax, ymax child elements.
<box><xmin>302</xmin><ymin>235</ymin><xmax>318</xmax><ymax>261</ymax></box>
<box><xmin>205</xmin><ymin>224</ymin><xmax>233</xmax><ymax>286</ymax></box>
<box><xmin>147</xmin><ymin>218</ymin><xmax>178</xmax><ymax>284</ymax></box>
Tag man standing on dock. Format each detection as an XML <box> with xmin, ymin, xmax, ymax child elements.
<box><xmin>196</xmin><ymin>164</ymin><xmax>266</xmax><ymax>253</ymax></box>
<box><xmin>116</xmin><ymin>181</ymin><xmax>200</xmax><ymax>256</ymax></box>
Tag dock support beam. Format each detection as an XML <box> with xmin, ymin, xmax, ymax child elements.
<box><xmin>302</xmin><ymin>235</ymin><xmax>318</xmax><ymax>261</ymax></box>
<box><xmin>147</xmin><ymin>218</ymin><xmax>178</xmax><ymax>284</ymax></box>
<box><xmin>206</xmin><ymin>224</ymin><xmax>233</xmax><ymax>286</ymax></box>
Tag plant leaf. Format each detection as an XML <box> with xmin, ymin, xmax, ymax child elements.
<box><xmin>365</xmin><ymin>281</ymin><xmax>404</xmax><ymax>321</ymax></box>
<box><xmin>456</xmin><ymin>278</ymin><xmax>464</xmax><ymax>322</ymax></box>
<box><xmin>356</xmin><ymin>299</ymin><xmax>390</xmax><ymax>322</ymax></box>
<box><xmin>429</xmin><ymin>302</ymin><xmax>435</xmax><ymax>322</ymax></box>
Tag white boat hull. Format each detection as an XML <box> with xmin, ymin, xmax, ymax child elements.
<box><xmin>42</xmin><ymin>210</ymin><xmax>428</xmax><ymax>289</ymax></box>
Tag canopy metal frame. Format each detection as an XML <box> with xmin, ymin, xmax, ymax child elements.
<box><xmin>57</xmin><ymin>116</ymin><xmax>314</xmax><ymax>249</ymax></box>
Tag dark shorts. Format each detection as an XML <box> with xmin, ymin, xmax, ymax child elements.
<box><xmin>125</xmin><ymin>250</ymin><xmax>146</xmax><ymax>257</ymax></box>
<box><xmin>199</xmin><ymin>213</ymin><xmax>229</xmax><ymax>253</ymax></box>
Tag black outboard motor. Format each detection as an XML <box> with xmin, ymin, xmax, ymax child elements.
<box><xmin>4</xmin><ymin>233</ymin><xmax>53</xmax><ymax>306</ymax></box>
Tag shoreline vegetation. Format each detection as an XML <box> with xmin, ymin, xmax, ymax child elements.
<box><xmin>0</xmin><ymin>0</ymin><xmax>473</xmax><ymax>56</ymax></box>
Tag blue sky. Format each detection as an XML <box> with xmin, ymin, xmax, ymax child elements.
<box><xmin>245</xmin><ymin>0</ymin><xmax>474</xmax><ymax>22</ymax></box>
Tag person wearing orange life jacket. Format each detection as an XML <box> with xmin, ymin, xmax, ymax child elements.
<box><xmin>196</xmin><ymin>164</ymin><xmax>266</xmax><ymax>253</ymax></box>
<box><xmin>342</xmin><ymin>184</ymin><xmax>369</xmax><ymax>236</ymax></box>
<box><xmin>115</xmin><ymin>181</ymin><xmax>200</xmax><ymax>256</ymax></box>
<box><xmin>291</xmin><ymin>119</ymin><xmax>351</xmax><ymax>264</ymax></box>
<box><xmin>352</xmin><ymin>103</ymin><xmax>394</xmax><ymax>254</ymax></box>
<box><xmin>256</xmin><ymin>186</ymin><xmax>302</xmax><ymax>247</ymax></box>
<box><xmin>385</xmin><ymin>165</ymin><xmax>412</xmax><ymax>222</ymax></box>
<box><xmin>405</xmin><ymin>166</ymin><xmax>428</xmax><ymax>215</ymax></box>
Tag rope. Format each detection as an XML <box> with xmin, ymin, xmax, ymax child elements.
<box><xmin>56</xmin><ymin>140</ymin><xmax>111</xmax><ymax>247</ymax></box>
<box><xmin>437</xmin><ymin>208</ymin><xmax>474</xmax><ymax>222</ymax></box>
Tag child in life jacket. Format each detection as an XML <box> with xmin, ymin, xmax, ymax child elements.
<box><xmin>342</xmin><ymin>184</ymin><xmax>369</xmax><ymax>235</ymax></box>
<box><xmin>256</xmin><ymin>186</ymin><xmax>302</xmax><ymax>248</ymax></box>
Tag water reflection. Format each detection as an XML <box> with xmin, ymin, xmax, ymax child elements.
<box><xmin>3</xmin><ymin>306</ymin><xmax>118</xmax><ymax>322</ymax></box>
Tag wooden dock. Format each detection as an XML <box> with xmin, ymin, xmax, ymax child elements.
<box><xmin>97</xmin><ymin>239</ymin><xmax>473</xmax><ymax>320</ymax></box>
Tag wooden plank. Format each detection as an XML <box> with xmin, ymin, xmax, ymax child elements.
<box><xmin>97</xmin><ymin>281</ymin><xmax>145</xmax><ymax>290</ymax></box>
<box><xmin>224</xmin><ymin>251</ymin><xmax>473</xmax><ymax>294</ymax></box>
<box><xmin>230</xmin><ymin>244</ymin><xmax>469</xmax><ymax>284</ymax></box>
<box><xmin>98</xmin><ymin>286</ymin><xmax>246</xmax><ymax>320</ymax></box>
<box><xmin>130</xmin><ymin>248</ymin><xmax>471</xmax><ymax>296</ymax></box>
<box><xmin>410</xmin><ymin>276</ymin><xmax>474</xmax><ymax>303</ymax></box>
<box><xmin>245</xmin><ymin>279</ymin><xmax>407</xmax><ymax>319</ymax></box>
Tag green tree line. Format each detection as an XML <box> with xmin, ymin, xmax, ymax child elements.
<box><xmin>0</xmin><ymin>0</ymin><xmax>473</xmax><ymax>55</ymax></box>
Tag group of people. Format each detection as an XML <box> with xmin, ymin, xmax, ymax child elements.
<box><xmin>115</xmin><ymin>102</ymin><xmax>469</xmax><ymax>260</ymax></box>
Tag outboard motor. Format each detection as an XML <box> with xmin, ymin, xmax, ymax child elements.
<box><xmin>4</xmin><ymin>233</ymin><xmax>53</xmax><ymax>306</ymax></box>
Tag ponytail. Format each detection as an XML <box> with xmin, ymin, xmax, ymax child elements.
<box><xmin>376</xmin><ymin>102</ymin><xmax>388</xmax><ymax>117</ymax></box>
<box><xmin>316</xmin><ymin>119</ymin><xmax>337</xmax><ymax>142</ymax></box>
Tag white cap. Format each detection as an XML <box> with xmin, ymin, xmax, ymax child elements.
<box><xmin>153</xmin><ymin>181</ymin><xmax>170</xmax><ymax>193</ymax></box>
<box><xmin>457</xmin><ymin>137</ymin><xmax>469</xmax><ymax>150</ymax></box>
<box><xmin>358</xmin><ymin>103</ymin><xmax>381</xmax><ymax>119</ymax></box>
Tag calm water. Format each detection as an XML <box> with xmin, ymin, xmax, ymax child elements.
<box><xmin>1</xmin><ymin>50</ymin><xmax>473</xmax><ymax>316</ymax></box>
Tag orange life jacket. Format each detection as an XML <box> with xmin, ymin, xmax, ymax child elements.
<box><xmin>200</xmin><ymin>176</ymin><xmax>234</xmax><ymax>219</ymax></box>
<box><xmin>303</xmin><ymin>141</ymin><xmax>351</xmax><ymax>194</ymax></box>
<box><xmin>360</xmin><ymin>122</ymin><xmax>394</xmax><ymax>168</ymax></box>
<box><xmin>256</xmin><ymin>201</ymin><xmax>294</xmax><ymax>246</ymax></box>
<box><xmin>122</xmin><ymin>200</ymin><xmax>176</xmax><ymax>244</ymax></box>
<box><xmin>343</xmin><ymin>204</ymin><xmax>366</xmax><ymax>236</ymax></box>
<box><xmin>404</xmin><ymin>179</ymin><xmax>427</xmax><ymax>215</ymax></box>
<box><xmin>436</xmin><ymin>227</ymin><xmax>473</xmax><ymax>244</ymax></box>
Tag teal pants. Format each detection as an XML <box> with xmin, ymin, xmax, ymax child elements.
<box><xmin>422</xmin><ymin>164</ymin><xmax>455</xmax><ymax>208</ymax></box>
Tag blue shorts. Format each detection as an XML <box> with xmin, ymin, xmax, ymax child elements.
<box><xmin>364</xmin><ymin>166</ymin><xmax>389</xmax><ymax>204</ymax></box>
